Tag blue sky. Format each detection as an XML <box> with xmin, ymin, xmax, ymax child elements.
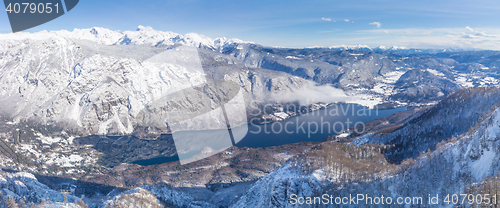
<box><xmin>1</xmin><ymin>0</ymin><xmax>500</xmax><ymax>49</ymax></box>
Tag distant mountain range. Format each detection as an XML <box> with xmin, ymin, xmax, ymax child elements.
<box><xmin>320</xmin><ymin>44</ymin><xmax>470</xmax><ymax>54</ymax></box>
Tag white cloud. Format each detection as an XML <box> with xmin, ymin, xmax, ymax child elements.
<box><xmin>271</xmin><ymin>81</ymin><xmax>359</xmax><ymax>105</ymax></box>
<box><xmin>476</xmin><ymin>32</ymin><xmax>487</xmax><ymax>36</ymax></box>
<box><xmin>344</xmin><ymin>19</ymin><xmax>350</xmax><ymax>22</ymax></box>
<box><xmin>321</xmin><ymin>17</ymin><xmax>332</xmax><ymax>22</ymax></box>
<box><xmin>355</xmin><ymin>27</ymin><xmax>500</xmax><ymax>50</ymax></box>
<box><xmin>369</xmin><ymin>22</ymin><xmax>382</xmax><ymax>28</ymax></box>
<box><xmin>458</xmin><ymin>27</ymin><xmax>496</xmax><ymax>39</ymax></box>
<box><xmin>461</xmin><ymin>34</ymin><xmax>475</xmax><ymax>39</ymax></box>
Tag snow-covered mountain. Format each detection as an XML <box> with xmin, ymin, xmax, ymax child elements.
<box><xmin>0</xmin><ymin>26</ymin><xmax>316</xmax><ymax>137</ymax></box>
<box><xmin>0</xmin><ymin>170</ymin><xmax>81</xmax><ymax>206</ymax></box>
<box><xmin>215</xmin><ymin>41</ymin><xmax>500</xmax><ymax>107</ymax></box>
<box><xmin>326</xmin><ymin>44</ymin><xmax>467</xmax><ymax>54</ymax></box>
<box><xmin>232</xmin><ymin>87</ymin><xmax>500</xmax><ymax>207</ymax></box>
<box><xmin>2</xmin><ymin>25</ymin><xmax>249</xmax><ymax>51</ymax></box>
<box><xmin>368</xmin><ymin>87</ymin><xmax>500</xmax><ymax>163</ymax></box>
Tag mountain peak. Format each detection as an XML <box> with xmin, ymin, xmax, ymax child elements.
<box><xmin>329</xmin><ymin>44</ymin><xmax>372</xmax><ymax>50</ymax></box>
<box><xmin>0</xmin><ymin>26</ymin><xmax>251</xmax><ymax>51</ymax></box>
<box><xmin>136</xmin><ymin>25</ymin><xmax>154</xmax><ymax>31</ymax></box>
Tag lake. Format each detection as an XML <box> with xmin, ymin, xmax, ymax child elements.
<box><xmin>131</xmin><ymin>103</ymin><xmax>405</xmax><ymax>166</ymax></box>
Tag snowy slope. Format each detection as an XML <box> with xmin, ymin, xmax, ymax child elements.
<box><xmin>231</xmin><ymin>162</ymin><xmax>326</xmax><ymax>208</ymax></box>
<box><xmin>0</xmin><ymin>170</ymin><xmax>80</xmax><ymax>204</ymax></box>
<box><xmin>365</xmin><ymin>87</ymin><xmax>500</xmax><ymax>163</ymax></box>
<box><xmin>0</xmin><ymin>27</ymin><xmax>311</xmax><ymax>136</ymax></box>
<box><xmin>232</xmin><ymin>92</ymin><xmax>500</xmax><ymax>207</ymax></box>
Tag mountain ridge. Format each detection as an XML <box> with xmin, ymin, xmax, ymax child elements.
<box><xmin>231</xmin><ymin>86</ymin><xmax>500</xmax><ymax>207</ymax></box>
<box><xmin>2</xmin><ymin>26</ymin><xmax>495</xmax><ymax>54</ymax></box>
<box><xmin>0</xmin><ymin>25</ymin><xmax>251</xmax><ymax>53</ymax></box>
